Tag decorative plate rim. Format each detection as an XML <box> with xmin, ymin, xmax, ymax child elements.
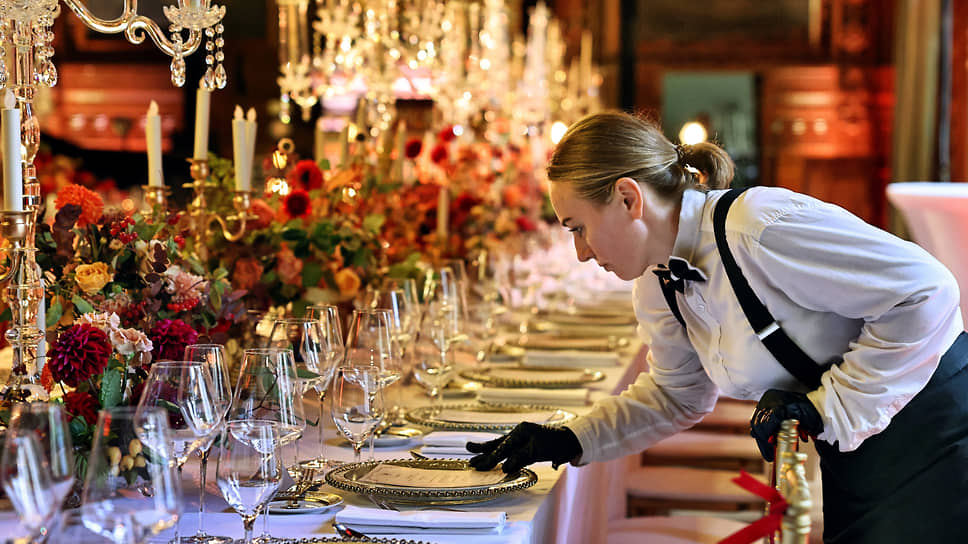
<box><xmin>405</xmin><ymin>402</ymin><xmax>577</xmax><ymax>432</ymax></box>
<box><xmin>323</xmin><ymin>458</ymin><xmax>537</xmax><ymax>504</ymax></box>
<box><xmin>458</xmin><ymin>366</ymin><xmax>605</xmax><ymax>388</ymax></box>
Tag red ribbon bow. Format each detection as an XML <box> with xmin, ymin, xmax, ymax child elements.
<box><xmin>717</xmin><ymin>470</ymin><xmax>789</xmax><ymax>544</ymax></box>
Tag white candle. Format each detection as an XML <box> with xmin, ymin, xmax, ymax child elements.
<box><xmin>232</xmin><ymin>106</ymin><xmax>249</xmax><ymax>192</ymax></box>
<box><xmin>245</xmin><ymin>107</ymin><xmax>257</xmax><ymax>190</ymax></box>
<box><xmin>2</xmin><ymin>89</ymin><xmax>22</xmax><ymax>212</ymax></box>
<box><xmin>436</xmin><ymin>184</ymin><xmax>449</xmax><ymax>240</ymax></box>
<box><xmin>339</xmin><ymin>123</ymin><xmax>349</xmax><ymax>167</ymax></box>
<box><xmin>193</xmin><ymin>84</ymin><xmax>212</xmax><ymax>160</ymax></box>
<box><xmin>146</xmin><ymin>100</ymin><xmax>164</xmax><ymax>188</ymax></box>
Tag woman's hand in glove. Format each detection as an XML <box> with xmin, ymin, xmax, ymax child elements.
<box><xmin>750</xmin><ymin>389</ymin><xmax>824</xmax><ymax>462</ymax></box>
<box><xmin>466</xmin><ymin>422</ymin><xmax>582</xmax><ymax>473</ymax></box>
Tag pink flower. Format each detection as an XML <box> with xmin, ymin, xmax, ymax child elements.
<box><xmin>276</xmin><ymin>245</ymin><xmax>304</xmax><ymax>286</ymax></box>
<box><xmin>149</xmin><ymin>319</ymin><xmax>198</xmax><ymax>362</ymax></box>
<box><xmin>48</xmin><ymin>324</ymin><xmax>112</xmax><ymax>387</ymax></box>
<box><xmin>110</xmin><ymin>327</ymin><xmax>153</xmax><ymax>356</ymax></box>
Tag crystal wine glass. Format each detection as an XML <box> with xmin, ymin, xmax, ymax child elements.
<box><xmin>80</xmin><ymin>407</ymin><xmax>182</xmax><ymax>544</ymax></box>
<box><xmin>330</xmin><ymin>366</ymin><xmax>384</xmax><ymax>463</ymax></box>
<box><xmin>181</xmin><ymin>344</ymin><xmax>234</xmax><ymax>544</ymax></box>
<box><xmin>1</xmin><ymin>433</ymin><xmax>59</xmax><ymax>544</ymax></box>
<box><xmin>216</xmin><ymin>421</ymin><xmax>283</xmax><ymax>544</ymax></box>
<box><xmin>303</xmin><ymin>304</ymin><xmax>345</xmax><ymax>469</ymax></box>
<box><xmin>5</xmin><ymin>402</ymin><xmax>74</xmax><ymax>510</ymax></box>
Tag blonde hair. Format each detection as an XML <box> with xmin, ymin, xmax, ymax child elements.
<box><xmin>546</xmin><ymin>111</ymin><xmax>735</xmax><ymax>205</ymax></box>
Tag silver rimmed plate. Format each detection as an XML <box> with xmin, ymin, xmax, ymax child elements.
<box><xmin>279</xmin><ymin>538</ymin><xmax>430</xmax><ymax>544</ymax></box>
<box><xmin>406</xmin><ymin>402</ymin><xmax>577</xmax><ymax>432</ymax></box>
<box><xmin>459</xmin><ymin>366</ymin><xmax>605</xmax><ymax>388</ymax></box>
<box><xmin>324</xmin><ymin>458</ymin><xmax>537</xmax><ymax>505</ymax></box>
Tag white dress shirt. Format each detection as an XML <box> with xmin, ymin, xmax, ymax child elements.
<box><xmin>568</xmin><ymin>187</ymin><xmax>963</xmax><ymax>463</ymax></box>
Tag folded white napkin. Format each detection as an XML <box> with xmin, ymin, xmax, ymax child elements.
<box><xmin>334</xmin><ymin>505</ymin><xmax>506</xmax><ymax>534</ymax></box>
<box><xmin>544</xmin><ymin>312</ymin><xmax>636</xmax><ymax>326</ymax></box>
<box><xmin>420</xmin><ymin>445</ymin><xmax>476</xmax><ymax>457</ymax></box>
<box><xmin>549</xmin><ymin>322</ymin><xmax>636</xmax><ymax>337</ymax></box>
<box><xmin>423</xmin><ymin>431</ymin><xmax>503</xmax><ymax>447</ymax></box>
<box><xmin>521</xmin><ymin>349</ymin><xmax>619</xmax><ymax>368</ymax></box>
<box><xmin>478</xmin><ymin>387</ymin><xmax>589</xmax><ymax>406</ymax></box>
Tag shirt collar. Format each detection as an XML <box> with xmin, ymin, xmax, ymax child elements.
<box><xmin>670</xmin><ymin>188</ymin><xmax>707</xmax><ymax>264</ymax></box>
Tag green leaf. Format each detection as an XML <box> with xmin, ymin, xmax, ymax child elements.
<box><xmin>0</xmin><ymin>307</ymin><xmax>9</xmax><ymax>321</ymax></box>
<box><xmin>301</xmin><ymin>261</ymin><xmax>323</xmax><ymax>289</ymax></box>
<box><xmin>362</xmin><ymin>214</ymin><xmax>385</xmax><ymax>234</ymax></box>
<box><xmin>99</xmin><ymin>368</ymin><xmax>123</xmax><ymax>409</ymax></box>
<box><xmin>46</xmin><ymin>299</ymin><xmax>63</xmax><ymax>328</ymax></box>
<box><xmin>296</xmin><ymin>367</ymin><xmax>321</xmax><ymax>380</ymax></box>
<box><xmin>72</xmin><ymin>295</ymin><xmax>95</xmax><ymax>315</ymax></box>
<box><xmin>317</xmin><ymin>158</ymin><xmax>331</xmax><ymax>171</ymax></box>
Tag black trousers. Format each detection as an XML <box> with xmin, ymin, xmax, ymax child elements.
<box><xmin>815</xmin><ymin>331</ymin><xmax>968</xmax><ymax>543</ymax></box>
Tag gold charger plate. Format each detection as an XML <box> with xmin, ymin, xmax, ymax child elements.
<box><xmin>406</xmin><ymin>402</ymin><xmax>577</xmax><ymax>432</ymax></box>
<box><xmin>324</xmin><ymin>458</ymin><xmax>537</xmax><ymax>505</ymax></box>
<box><xmin>281</xmin><ymin>538</ymin><xmax>429</xmax><ymax>544</ymax></box>
<box><xmin>459</xmin><ymin>365</ymin><xmax>605</xmax><ymax>388</ymax></box>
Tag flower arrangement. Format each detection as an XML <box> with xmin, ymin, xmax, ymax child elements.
<box><xmin>30</xmin><ymin>183</ymin><xmax>238</xmax><ymax>480</ymax></box>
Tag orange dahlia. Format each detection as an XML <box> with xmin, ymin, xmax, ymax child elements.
<box><xmin>55</xmin><ymin>184</ymin><xmax>104</xmax><ymax>227</ymax></box>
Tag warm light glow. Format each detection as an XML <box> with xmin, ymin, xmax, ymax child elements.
<box><xmin>678</xmin><ymin>122</ymin><xmax>707</xmax><ymax>145</ymax></box>
<box><xmin>550</xmin><ymin>121</ymin><xmax>568</xmax><ymax>144</ymax></box>
<box><xmin>267</xmin><ymin>177</ymin><xmax>290</xmax><ymax>196</ymax></box>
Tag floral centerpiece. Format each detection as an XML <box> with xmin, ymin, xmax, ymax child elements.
<box><xmin>30</xmin><ymin>183</ymin><xmax>239</xmax><ymax>481</ymax></box>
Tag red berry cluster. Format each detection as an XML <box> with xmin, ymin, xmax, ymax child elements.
<box><xmin>167</xmin><ymin>212</ymin><xmax>182</xmax><ymax>226</ymax></box>
<box><xmin>166</xmin><ymin>297</ymin><xmax>199</xmax><ymax>312</ymax></box>
<box><xmin>173</xmin><ymin>234</ymin><xmax>186</xmax><ymax>249</ymax></box>
<box><xmin>118</xmin><ymin>301</ymin><xmax>145</xmax><ymax>328</ymax></box>
<box><xmin>109</xmin><ymin>216</ymin><xmax>138</xmax><ymax>244</ymax></box>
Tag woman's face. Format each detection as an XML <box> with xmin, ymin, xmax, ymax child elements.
<box><xmin>549</xmin><ymin>179</ymin><xmax>678</xmax><ymax>281</ymax></box>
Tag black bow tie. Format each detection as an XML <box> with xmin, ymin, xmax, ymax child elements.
<box><xmin>652</xmin><ymin>256</ymin><xmax>707</xmax><ymax>293</ymax></box>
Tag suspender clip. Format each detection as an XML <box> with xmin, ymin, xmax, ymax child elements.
<box><xmin>756</xmin><ymin>321</ymin><xmax>780</xmax><ymax>340</ymax></box>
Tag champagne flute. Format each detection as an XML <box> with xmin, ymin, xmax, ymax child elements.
<box><xmin>181</xmin><ymin>344</ymin><xmax>234</xmax><ymax>544</ymax></box>
<box><xmin>331</xmin><ymin>366</ymin><xmax>384</xmax><ymax>463</ymax></box>
<box><xmin>81</xmin><ymin>407</ymin><xmax>182</xmax><ymax>544</ymax></box>
<box><xmin>5</xmin><ymin>402</ymin><xmax>74</xmax><ymax>509</ymax></box>
<box><xmin>136</xmin><ymin>361</ymin><xmax>222</xmax><ymax>544</ymax></box>
<box><xmin>217</xmin><ymin>421</ymin><xmax>283</xmax><ymax>544</ymax></box>
<box><xmin>303</xmin><ymin>304</ymin><xmax>345</xmax><ymax>469</ymax></box>
<box><xmin>1</xmin><ymin>433</ymin><xmax>59</xmax><ymax>543</ymax></box>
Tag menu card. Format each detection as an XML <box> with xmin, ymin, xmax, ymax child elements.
<box><xmin>359</xmin><ymin>464</ymin><xmax>508</xmax><ymax>488</ymax></box>
<box><xmin>486</xmin><ymin>368</ymin><xmax>588</xmax><ymax>382</ymax></box>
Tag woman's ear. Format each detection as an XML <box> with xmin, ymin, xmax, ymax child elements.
<box><xmin>614</xmin><ymin>177</ymin><xmax>643</xmax><ymax>217</ymax></box>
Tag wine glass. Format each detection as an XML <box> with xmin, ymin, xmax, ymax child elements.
<box><xmin>303</xmin><ymin>304</ymin><xmax>345</xmax><ymax>469</ymax></box>
<box><xmin>413</xmin><ymin>313</ymin><xmax>457</xmax><ymax>414</ymax></box>
<box><xmin>136</xmin><ymin>361</ymin><xmax>222</xmax><ymax>544</ymax></box>
<box><xmin>362</xmin><ymin>288</ymin><xmax>417</xmax><ymax>419</ymax></box>
<box><xmin>424</xmin><ymin>268</ymin><xmax>467</xmax><ymax>367</ymax></box>
<box><xmin>1</xmin><ymin>433</ymin><xmax>59</xmax><ymax>543</ymax></box>
<box><xmin>181</xmin><ymin>344</ymin><xmax>234</xmax><ymax>544</ymax></box>
<box><xmin>216</xmin><ymin>421</ymin><xmax>283</xmax><ymax>544</ymax></box>
<box><xmin>345</xmin><ymin>309</ymin><xmax>401</xmax><ymax>389</ymax></box>
<box><xmin>267</xmin><ymin>318</ymin><xmax>331</xmax><ymax>473</ymax></box>
<box><xmin>5</xmin><ymin>402</ymin><xmax>74</xmax><ymax>509</ymax></box>
<box><xmin>331</xmin><ymin>366</ymin><xmax>384</xmax><ymax>463</ymax></box>
<box><xmin>227</xmin><ymin>348</ymin><xmax>304</xmax><ymax>544</ymax></box>
<box><xmin>81</xmin><ymin>407</ymin><xmax>182</xmax><ymax>544</ymax></box>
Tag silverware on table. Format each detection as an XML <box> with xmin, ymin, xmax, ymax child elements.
<box><xmin>333</xmin><ymin>521</ymin><xmax>369</xmax><ymax>539</ymax></box>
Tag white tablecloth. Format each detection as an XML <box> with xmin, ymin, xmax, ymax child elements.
<box><xmin>0</xmin><ymin>345</ymin><xmax>647</xmax><ymax>544</ymax></box>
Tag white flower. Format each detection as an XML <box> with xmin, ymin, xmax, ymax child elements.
<box><xmin>110</xmin><ymin>327</ymin><xmax>153</xmax><ymax>355</ymax></box>
<box><xmin>78</xmin><ymin>311</ymin><xmax>121</xmax><ymax>332</ymax></box>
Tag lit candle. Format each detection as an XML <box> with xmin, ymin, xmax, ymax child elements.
<box><xmin>232</xmin><ymin>106</ymin><xmax>250</xmax><ymax>192</ymax></box>
<box><xmin>436</xmin><ymin>184</ymin><xmax>449</xmax><ymax>241</ymax></box>
<box><xmin>146</xmin><ymin>100</ymin><xmax>164</xmax><ymax>188</ymax></box>
<box><xmin>193</xmin><ymin>83</ymin><xmax>212</xmax><ymax>160</ymax></box>
<box><xmin>2</xmin><ymin>89</ymin><xmax>23</xmax><ymax>212</ymax></box>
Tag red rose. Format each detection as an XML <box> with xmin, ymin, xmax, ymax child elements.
<box><xmin>404</xmin><ymin>138</ymin><xmax>423</xmax><ymax>159</ymax></box>
<box><xmin>284</xmin><ymin>189</ymin><xmax>312</xmax><ymax>219</ymax></box>
<box><xmin>430</xmin><ymin>144</ymin><xmax>449</xmax><ymax>165</ymax></box>
<box><xmin>286</xmin><ymin>160</ymin><xmax>324</xmax><ymax>191</ymax></box>
<box><xmin>437</xmin><ymin>125</ymin><xmax>457</xmax><ymax>143</ymax></box>
<box><xmin>63</xmin><ymin>390</ymin><xmax>100</xmax><ymax>424</ymax></box>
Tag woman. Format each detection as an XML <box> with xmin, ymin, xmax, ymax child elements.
<box><xmin>467</xmin><ymin>111</ymin><xmax>968</xmax><ymax>543</ymax></box>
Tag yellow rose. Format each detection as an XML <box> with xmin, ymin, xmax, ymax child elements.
<box><xmin>75</xmin><ymin>262</ymin><xmax>113</xmax><ymax>295</ymax></box>
<box><xmin>334</xmin><ymin>268</ymin><xmax>361</xmax><ymax>298</ymax></box>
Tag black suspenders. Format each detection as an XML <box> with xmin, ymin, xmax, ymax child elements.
<box><xmin>658</xmin><ymin>188</ymin><xmax>827</xmax><ymax>390</ymax></box>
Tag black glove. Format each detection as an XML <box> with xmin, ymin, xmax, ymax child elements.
<box><xmin>466</xmin><ymin>422</ymin><xmax>582</xmax><ymax>473</ymax></box>
<box><xmin>750</xmin><ymin>389</ymin><xmax>824</xmax><ymax>462</ymax></box>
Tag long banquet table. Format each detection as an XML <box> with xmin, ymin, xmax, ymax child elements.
<box><xmin>0</xmin><ymin>344</ymin><xmax>648</xmax><ymax>544</ymax></box>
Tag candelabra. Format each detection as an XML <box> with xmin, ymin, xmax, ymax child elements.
<box><xmin>0</xmin><ymin>0</ymin><xmax>227</xmax><ymax>400</ymax></box>
<box><xmin>183</xmin><ymin>159</ymin><xmax>256</xmax><ymax>261</ymax></box>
